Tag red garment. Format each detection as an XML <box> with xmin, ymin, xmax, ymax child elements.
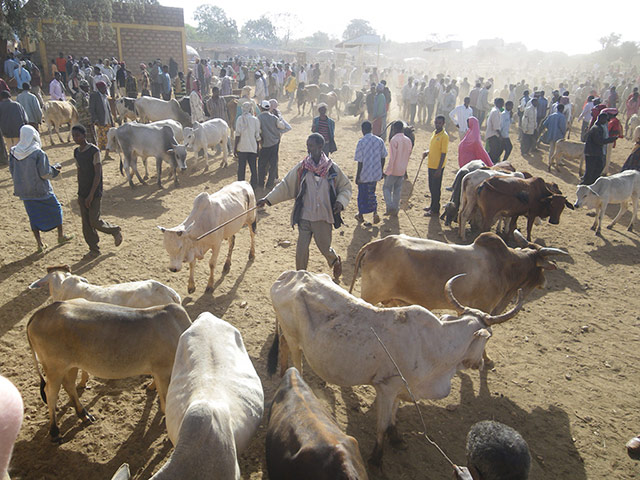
<box><xmin>458</xmin><ymin>116</ymin><xmax>493</xmax><ymax>167</ymax></box>
<box><xmin>589</xmin><ymin>104</ymin><xmax>607</xmax><ymax>128</ymax></box>
<box><xmin>627</xmin><ymin>94</ymin><xmax>640</xmax><ymax>116</ymax></box>
<box><xmin>55</xmin><ymin>57</ymin><xmax>67</xmax><ymax>74</ymax></box>
<box><xmin>608</xmin><ymin>117</ymin><xmax>624</xmax><ymax>147</ymax></box>
<box><xmin>0</xmin><ymin>78</ymin><xmax>9</xmax><ymax>92</ymax></box>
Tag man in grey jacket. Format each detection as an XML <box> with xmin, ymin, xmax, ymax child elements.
<box><xmin>0</xmin><ymin>90</ymin><xmax>28</xmax><ymax>151</ymax></box>
<box><xmin>16</xmin><ymin>83</ymin><xmax>43</xmax><ymax>130</ymax></box>
<box><xmin>257</xmin><ymin>133</ymin><xmax>352</xmax><ymax>281</ymax></box>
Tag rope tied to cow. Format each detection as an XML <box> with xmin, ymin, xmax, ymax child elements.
<box><xmin>370</xmin><ymin>326</ymin><xmax>457</xmax><ymax>469</ymax></box>
<box><xmin>196</xmin><ymin>205</ymin><xmax>258</xmax><ymax>240</ymax></box>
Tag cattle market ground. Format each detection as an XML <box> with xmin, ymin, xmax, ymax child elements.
<box><xmin>1</xmin><ymin>103</ymin><xmax>639</xmax><ymax>480</ymax></box>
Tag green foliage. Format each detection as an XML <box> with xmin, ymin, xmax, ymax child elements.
<box><xmin>599</xmin><ymin>32</ymin><xmax>621</xmax><ymax>50</ymax></box>
<box><xmin>193</xmin><ymin>4</ymin><xmax>238</xmax><ymax>44</ymax></box>
<box><xmin>241</xmin><ymin>16</ymin><xmax>277</xmax><ymax>46</ymax></box>
<box><xmin>342</xmin><ymin>19</ymin><xmax>375</xmax><ymax>41</ymax></box>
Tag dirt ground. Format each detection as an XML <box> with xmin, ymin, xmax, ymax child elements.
<box><xmin>1</xmin><ymin>100</ymin><xmax>639</xmax><ymax>480</ymax></box>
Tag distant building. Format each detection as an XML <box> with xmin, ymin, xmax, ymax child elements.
<box><xmin>27</xmin><ymin>2</ymin><xmax>187</xmax><ymax>80</ymax></box>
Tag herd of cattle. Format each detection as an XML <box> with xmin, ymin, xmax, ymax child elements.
<box><xmin>3</xmin><ymin>88</ymin><xmax>640</xmax><ymax>479</ymax></box>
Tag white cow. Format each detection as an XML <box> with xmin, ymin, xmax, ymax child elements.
<box><xmin>115</xmin><ymin>97</ymin><xmax>138</xmax><ymax>123</ymax></box>
<box><xmin>146</xmin><ymin>313</ymin><xmax>263</xmax><ymax>479</ymax></box>
<box><xmin>458</xmin><ymin>169</ymin><xmax>525</xmax><ymax>238</ymax></box>
<box><xmin>627</xmin><ymin>114</ymin><xmax>640</xmax><ymax>139</ymax></box>
<box><xmin>549</xmin><ymin>139</ymin><xmax>586</xmax><ymax>174</ymax></box>
<box><xmin>134</xmin><ymin>97</ymin><xmax>192</xmax><ymax>127</ymax></box>
<box><xmin>267</xmin><ymin>270</ymin><xmax>523</xmax><ymax>466</ymax></box>
<box><xmin>574</xmin><ymin>170</ymin><xmax>640</xmax><ymax>234</ymax></box>
<box><xmin>183</xmin><ymin>119</ymin><xmax>230</xmax><ymax>170</ymax></box>
<box><xmin>43</xmin><ymin>100</ymin><xmax>78</xmax><ymax>145</ymax></box>
<box><xmin>0</xmin><ymin>375</ymin><xmax>22</xmax><ymax>480</ymax></box>
<box><xmin>159</xmin><ymin>181</ymin><xmax>256</xmax><ymax>294</ymax></box>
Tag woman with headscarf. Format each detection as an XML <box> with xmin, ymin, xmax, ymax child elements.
<box><xmin>458</xmin><ymin>116</ymin><xmax>493</xmax><ymax>167</ymax></box>
<box><xmin>9</xmin><ymin>125</ymin><xmax>72</xmax><ymax>252</ymax></box>
<box><xmin>189</xmin><ymin>79</ymin><xmax>206</xmax><ymax>123</ymax></box>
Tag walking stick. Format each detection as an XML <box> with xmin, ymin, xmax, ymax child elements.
<box><xmin>406</xmin><ymin>152</ymin><xmax>426</xmax><ymax>200</ymax></box>
<box><xmin>196</xmin><ymin>206</ymin><xmax>258</xmax><ymax>241</ymax></box>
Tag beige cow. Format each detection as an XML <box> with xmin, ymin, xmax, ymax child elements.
<box><xmin>43</xmin><ymin>100</ymin><xmax>78</xmax><ymax>145</ymax></box>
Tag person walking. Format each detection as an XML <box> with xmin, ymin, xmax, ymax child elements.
<box><xmin>172</xmin><ymin>71</ymin><xmax>185</xmax><ymax>100</ymax></box>
<box><xmin>423</xmin><ymin>115</ymin><xmax>449</xmax><ymax>217</ymax></box>
<box><xmin>499</xmin><ymin>101</ymin><xmax>515</xmax><ymax>161</ymax></box>
<box><xmin>577</xmin><ymin>95</ymin><xmax>595</xmax><ymax>142</ymax></box>
<box><xmin>16</xmin><ymin>83</ymin><xmax>42</xmax><ymax>131</ymax></box>
<box><xmin>449</xmin><ymin>96</ymin><xmax>474</xmax><ymax>139</ymax></box>
<box><xmin>160</xmin><ymin>65</ymin><xmax>172</xmax><ymax>101</ymax></box>
<box><xmin>74</xmin><ymin>80</ymin><xmax>95</xmax><ymax>144</ymax></box>
<box><xmin>485</xmin><ymin>98</ymin><xmax>504</xmax><ymax>163</ymax></box>
<box><xmin>354</xmin><ymin>120</ymin><xmax>387</xmax><ymax>225</ymax></box>
<box><xmin>383</xmin><ymin>121</ymin><xmax>413</xmax><ymax>216</ymax></box>
<box><xmin>49</xmin><ymin>72</ymin><xmax>66</xmax><ymax>101</ymax></box>
<box><xmin>257</xmin><ymin>133</ymin><xmax>351</xmax><ymax>282</ymax></box>
<box><xmin>582</xmin><ymin>113</ymin><xmax>616</xmax><ymax>185</ymax></box>
<box><xmin>311</xmin><ymin>103</ymin><xmax>337</xmax><ymax>156</ymax></box>
<box><xmin>541</xmin><ymin>103</ymin><xmax>567</xmax><ymax>167</ymax></box>
<box><xmin>520</xmin><ymin>98</ymin><xmax>538</xmax><ymax>155</ymax></box>
<box><xmin>234</xmin><ymin>101</ymin><xmax>261</xmax><ymax>189</ymax></box>
<box><xmin>71</xmin><ymin>125</ymin><xmax>122</xmax><ymax>256</ymax></box>
<box><xmin>139</xmin><ymin>63</ymin><xmax>151</xmax><ymax>97</ymax></box>
<box><xmin>89</xmin><ymin>81</ymin><xmax>114</xmax><ymax>155</ymax></box>
<box><xmin>9</xmin><ymin>125</ymin><xmax>72</xmax><ymax>252</ymax></box>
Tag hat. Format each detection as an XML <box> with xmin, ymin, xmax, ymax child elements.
<box><xmin>376</xmin><ymin>83</ymin><xmax>384</xmax><ymax>92</ymax></box>
<box><xmin>269</xmin><ymin>99</ymin><xmax>279</xmax><ymax>109</ymax></box>
<box><xmin>260</xmin><ymin>100</ymin><xmax>270</xmax><ymax>109</ymax></box>
<box><xmin>602</xmin><ymin>108</ymin><xmax>618</xmax><ymax>115</ymax></box>
<box><xmin>317</xmin><ymin>102</ymin><xmax>328</xmax><ymax>109</ymax></box>
<box><xmin>79</xmin><ymin>79</ymin><xmax>90</xmax><ymax>88</ymax></box>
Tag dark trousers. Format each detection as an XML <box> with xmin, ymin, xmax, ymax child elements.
<box><xmin>487</xmin><ymin>135</ymin><xmax>503</xmax><ymax>163</ymax></box>
<box><xmin>501</xmin><ymin>138</ymin><xmax>513</xmax><ymax>161</ymax></box>
<box><xmin>162</xmin><ymin>92</ymin><xmax>171</xmax><ymax>101</ymax></box>
<box><xmin>258</xmin><ymin>143</ymin><xmax>279</xmax><ymax>189</ymax></box>
<box><xmin>581</xmin><ymin>121</ymin><xmax>589</xmax><ymax>142</ymax></box>
<box><xmin>521</xmin><ymin>133</ymin><xmax>534</xmax><ymax>154</ymax></box>
<box><xmin>78</xmin><ymin>196</ymin><xmax>120</xmax><ymax>252</ymax></box>
<box><xmin>428</xmin><ymin>168</ymin><xmax>443</xmax><ymax>213</ymax></box>
<box><xmin>581</xmin><ymin>155</ymin><xmax>604</xmax><ymax>185</ymax></box>
<box><xmin>476</xmin><ymin>109</ymin><xmax>487</xmax><ymax>128</ymax></box>
<box><xmin>408</xmin><ymin>103</ymin><xmax>417</xmax><ymax>125</ymax></box>
<box><xmin>237</xmin><ymin>152</ymin><xmax>257</xmax><ymax>189</ymax></box>
<box><xmin>151</xmin><ymin>83</ymin><xmax>161</xmax><ymax>98</ymax></box>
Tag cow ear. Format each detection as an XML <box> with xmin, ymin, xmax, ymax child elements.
<box><xmin>586</xmin><ymin>186</ymin><xmax>599</xmax><ymax>196</ymax></box>
<box><xmin>564</xmin><ymin>199</ymin><xmax>575</xmax><ymax>210</ymax></box>
<box><xmin>166</xmin><ymin>148</ymin><xmax>174</xmax><ymax>154</ymax></box>
<box><xmin>157</xmin><ymin>226</ymin><xmax>166</xmax><ymax>233</ymax></box>
<box><xmin>474</xmin><ymin>328</ymin><xmax>491</xmax><ymax>338</ymax></box>
<box><xmin>536</xmin><ymin>257</ymin><xmax>557</xmax><ymax>270</ymax></box>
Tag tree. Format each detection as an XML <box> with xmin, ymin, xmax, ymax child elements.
<box><xmin>193</xmin><ymin>4</ymin><xmax>238</xmax><ymax>44</ymax></box>
<box><xmin>620</xmin><ymin>41</ymin><xmax>638</xmax><ymax>62</ymax></box>
<box><xmin>342</xmin><ymin>19</ymin><xmax>375</xmax><ymax>41</ymax></box>
<box><xmin>0</xmin><ymin>0</ymin><xmax>155</xmax><ymax>46</ymax></box>
<box><xmin>599</xmin><ymin>32</ymin><xmax>621</xmax><ymax>50</ymax></box>
<box><xmin>266</xmin><ymin>12</ymin><xmax>298</xmax><ymax>47</ymax></box>
<box><xmin>306</xmin><ymin>31</ymin><xmax>331</xmax><ymax>48</ymax></box>
<box><xmin>241</xmin><ymin>16</ymin><xmax>277</xmax><ymax>46</ymax></box>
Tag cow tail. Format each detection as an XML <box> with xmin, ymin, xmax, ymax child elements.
<box><xmin>246</xmin><ymin>188</ymin><xmax>257</xmax><ymax>234</ymax></box>
<box><xmin>348</xmin><ymin>243</ymin><xmax>369</xmax><ymax>294</ymax></box>
<box><xmin>266</xmin><ymin>317</ymin><xmax>279</xmax><ymax>377</ymax></box>
<box><xmin>26</xmin><ymin>315</ymin><xmax>47</xmax><ymax>404</ymax></box>
<box><xmin>119</xmin><ymin>157</ymin><xmax>124</xmax><ymax>177</ymax></box>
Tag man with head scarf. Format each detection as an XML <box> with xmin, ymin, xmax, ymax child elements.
<box><xmin>458</xmin><ymin>116</ymin><xmax>492</xmax><ymax>168</ymax></box>
<box><xmin>74</xmin><ymin>79</ymin><xmax>95</xmax><ymax>144</ymax></box>
<box><xmin>582</xmin><ymin>112</ymin><xmax>617</xmax><ymax>185</ymax></box>
<box><xmin>254</xmin><ymin>70</ymin><xmax>268</xmax><ymax>103</ymax></box>
<box><xmin>256</xmin><ymin>133</ymin><xmax>351</xmax><ymax>282</ymax></box>
<box><xmin>372</xmin><ymin>83</ymin><xmax>386</xmax><ymax>136</ymax></box>
<box><xmin>139</xmin><ymin>63</ymin><xmax>151</xmax><ymax>97</ymax></box>
<box><xmin>9</xmin><ymin>125</ymin><xmax>72</xmax><ymax>252</ymax></box>
<box><xmin>89</xmin><ymin>81</ymin><xmax>114</xmax><ymax>154</ymax></box>
<box><xmin>236</xmin><ymin>85</ymin><xmax>258</xmax><ymax>119</ymax></box>
<box><xmin>189</xmin><ymin>80</ymin><xmax>206</xmax><ymax>123</ymax></box>
<box><xmin>234</xmin><ymin>101</ymin><xmax>261</xmax><ymax>189</ymax></box>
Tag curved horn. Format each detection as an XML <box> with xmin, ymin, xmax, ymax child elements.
<box><xmin>513</xmin><ymin>229</ymin><xmax>528</xmax><ymax>248</ymax></box>
<box><xmin>486</xmin><ymin>289</ymin><xmax>524</xmax><ymax>325</ymax></box>
<box><xmin>445</xmin><ymin>274</ymin><xmax>468</xmax><ymax>315</ymax></box>
<box><xmin>538</xmin><ymin>247</ymin><xmax>570</xmax><ymax>257</ymax></box>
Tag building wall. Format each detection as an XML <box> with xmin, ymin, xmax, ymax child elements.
<box><xmin>36</xmin><ymin>4</ymin><xmax>185</xmax><ymax>82</ymax></box>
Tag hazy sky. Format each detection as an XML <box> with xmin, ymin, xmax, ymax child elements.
<box><xmin>163</xmin><ymin>0</ymin><xmax>637</xmax><ymax>56</ymax></box>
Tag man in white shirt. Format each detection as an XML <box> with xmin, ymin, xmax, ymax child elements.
<box><xmin>92</xmin><ymin>66</ymin><xmax>111</xmax><ymax>92</ymax></box>
<box><xmin>49</xmin><ymin>72</ymin><xmax>66</xmax><ymax>101</ymax></box>
<box><xmin>234</xmin><ymin>101</ymin><xmax>261</xmax><ymax>189</ymax></box>
<box><xmin>578</xmin><ymin>95</ymin><xmax>595</xmax><ymax>142</ymax></box>
<box><xmin>449</xmin><ymin>96</ymin><xmax>474</xmax><ymax>138</ymax></box>
<box><xmin>486</xmin><ymin>98</ymin><xmax>504</xmax><ymax>162</ymax></box>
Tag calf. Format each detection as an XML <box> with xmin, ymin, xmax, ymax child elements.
<box><xmin>148</xmin><ymin>313</ymin><xmax>263</xmax><ymax>479</ymax></box>
<box><xmin>183</xmin><ymin>119</ymin><xmax>230</xmax><ymax>170</ymax></box>
<box><xmin>574</xmin><ymin>170</ymin><xmax>640</xmax><ymax>233</ymax></box>
<box><xmin>268</xmin><ymin>271</ymin><xmax>523</xmax><ymax>466</ymax></box>
<box><xmin>549</xmin><ymin>139</ymin><xmax>586</xmax><ymax>174</ymax></box>
<box><xmin>476</xmin><ymin>176</ymin><xmax>573</xmax><ymax>240</ymax></box>
<box><xmin>0</xmin><ymin>375</ymin><xmax>23</xmax><ymax>480</ymax></box>
<box><xmin>115</xmin><ymin>97</ymin><xmax>138</xmax><ymax>123</ymax></box>
<box><xmin>43</xmin><ymin>100</ymin><xmax>78</xmax><ymax>145</ymax></box>
<box><xmin>27</xmin><ymin>300</ymin><xmax>191</xmax><ymax>442</ymax></box>
<box><xmin>267</xmin><ymin>367</ymin><xmax>368</xmax><ymax>480</ymax></box>
<box><xmin>135</xmin><ymin>96</ymin><xmax>192</xmax><ymax>127</ymax></box>
<box><xmin>159</xmin><ymin>181</ymin><xmax>256</xmax><ymax>294</ymax></box>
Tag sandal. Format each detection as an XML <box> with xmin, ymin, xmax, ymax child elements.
<box><xmin>58</xmin><ymin>235</ymin><xmax>74</xmax><ymax>245</ymax></box>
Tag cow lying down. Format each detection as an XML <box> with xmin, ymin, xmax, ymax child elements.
<box><xmin>268</xmin><ymin>270</ymin><xmax>523</xmax><ymax>466</ymax></box>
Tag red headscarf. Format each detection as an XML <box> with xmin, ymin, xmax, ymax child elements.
<box><xmin>458</xmin><ymin>116</ymin><xmax>493</xmax><ymax>167</ymax></box>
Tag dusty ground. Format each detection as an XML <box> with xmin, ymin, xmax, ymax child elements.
<box><xmin>1</xmin><ymin>100</ymin><xmax>639</xmax><ymax>480</ymax></box>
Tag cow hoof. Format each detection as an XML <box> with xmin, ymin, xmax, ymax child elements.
<box><xmin>51</xmin><ymin>435</ymin><xmax>64</xmax><ymax>445</ymax></box>
<box><xmin>157</xmin><ymin>184</ymin><xmax>164</xmax><ymax>189</ymax></box>
<box><xmin>129</xmin><ymin>182</ymin><xmax>135</xmax><ymax>188</ymax></box>
<box><xmin>606</xmin><ymin>224</ymin><xmax>614</xmax><ymax>230</ymax></box>
<box><xmin>143</xmin><ymin>175</ymin><xmax>149</xmax><ymax>181</ymax></box>
<box><xmin>81</xmin><ymin>409</ymin><xmax>96</xmax><ymax>423</ymax></box>
<box><xmin>205</xmin><ymin>286</ymin><xmax>214</xmax><ymax>294</ymax></box>
<box><xmin>188</xmin><ymin>286</ymin><xmax>195</xmax><ymax>294</ymax></box>
<box><xmin>222</xmin><ymin>262</ymin><xmax>231</xmax><ymax>274</ymax></box>
<box><xmin>628</xmin><ymin>225</ymin><xmax>634</xmax><ymax>232</ymax></box>
<box><xmin>590</xmin><ymin>225</ymin><xmax>596</xmax><ymax>231</ymax></box>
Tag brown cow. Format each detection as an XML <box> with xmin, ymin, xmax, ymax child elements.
<box><xmin>319</xmin><ymin>92</ymin><xmax>340</xmax><ymax>119</ymax></box>
<box><xmin>476</xmin><ymin>176</ymin><xmax>573</xmax><ymax>240</ymax></box>
<box><xmin>267</xmin><ymin>367</ymin><xmax>369</xmax><ymax>480</ymax></box>
<box><xmin>298</xmin><ymin>84</ymin><xmax>321</xmax><ymax>116</ymax></box>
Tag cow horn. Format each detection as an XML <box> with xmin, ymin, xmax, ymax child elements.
<box><xmin>538</xmin><ymin>247</ymin><xmax>570</xmax><ymax>257</ymax></box>
<box><xmin>513</xmin><ymin>229</ymin><xmax>528</xmax><ymax>247</ymax></box>
<box><xmin>445</xmin><ymin>274</ymin><xmax>468</xmax><ymax>314</ymax></box>
<box><xmin>486</xmin><ymin>289</ymin><xmax>524</xmax><ymax>325</ymax></box>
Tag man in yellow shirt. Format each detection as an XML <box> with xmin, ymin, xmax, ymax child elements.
<box><xmin>423</xmin><ymin>115</ymin><xmax>449</xmax><ymax>217</ymax></box>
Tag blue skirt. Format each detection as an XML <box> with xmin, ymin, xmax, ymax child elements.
<box><xmin>23</xmin><ymin>194</ymin><xmax>63</xmax><ymax>232</ymax></box>
<box><xmin>357</xmin><ymin>182</ymin><xmax>378</xmax><ymax>214</ymax></box>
